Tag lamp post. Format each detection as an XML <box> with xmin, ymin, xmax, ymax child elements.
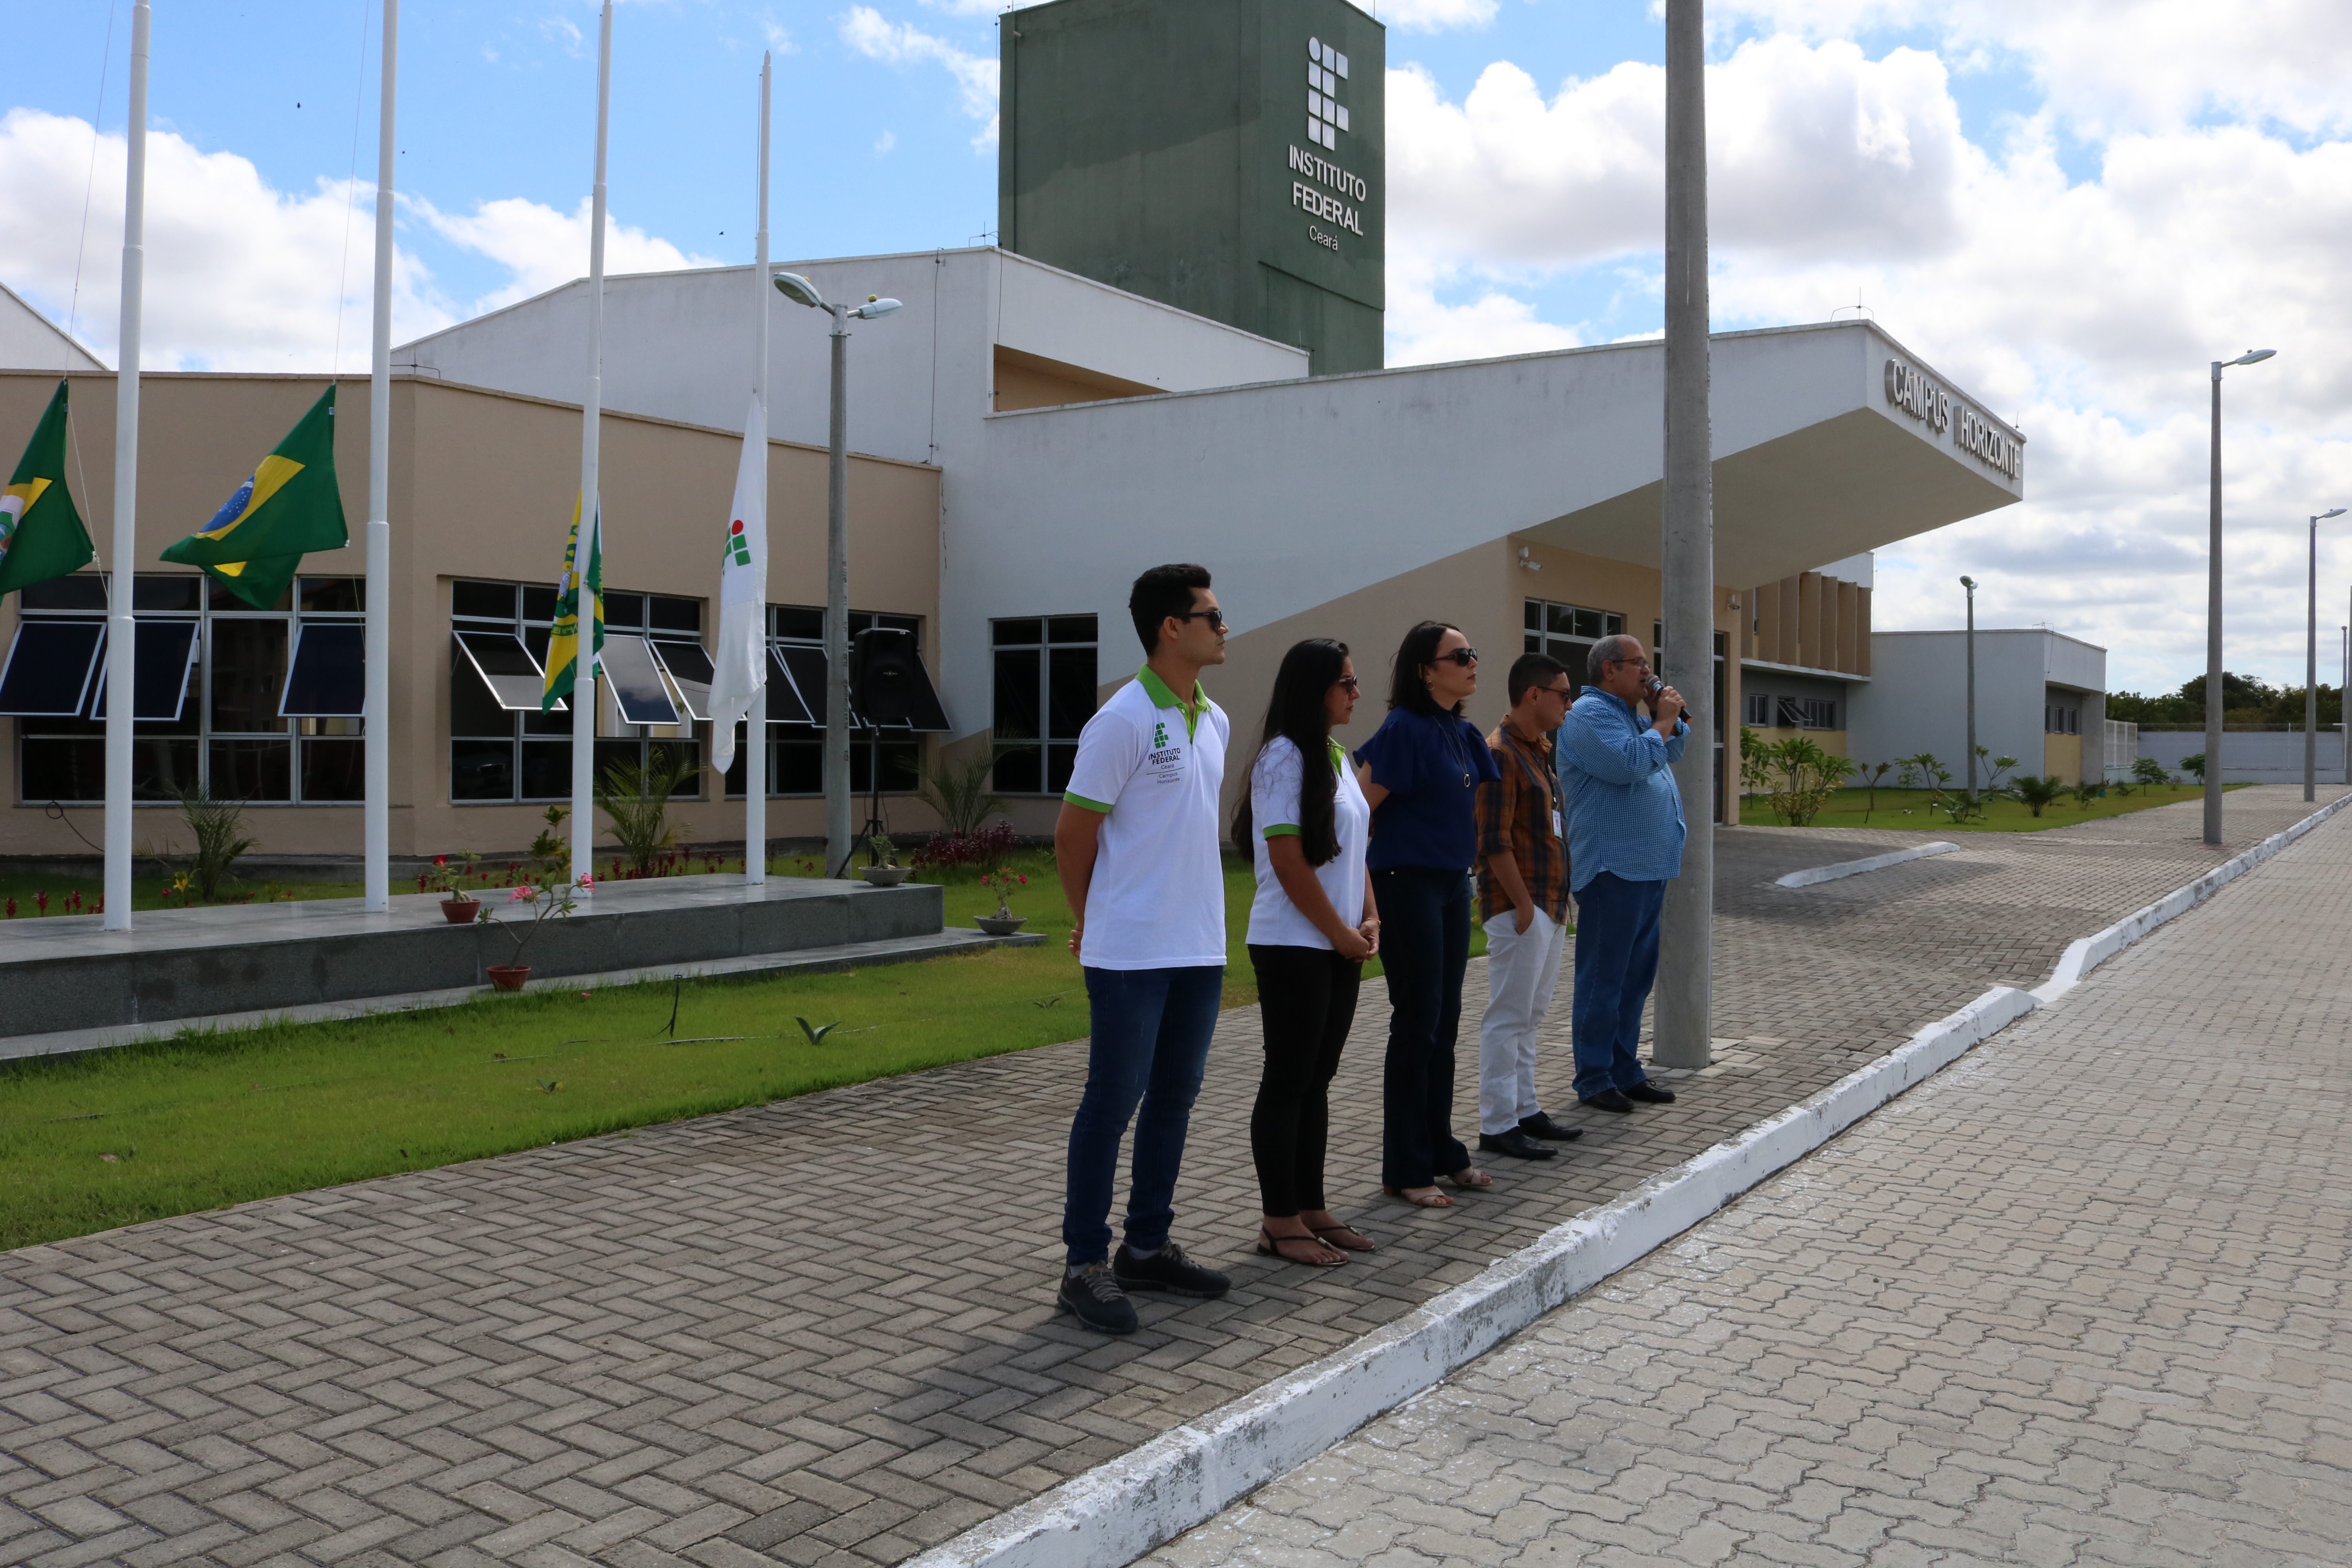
<box><xmin>2306</xmin><ymin>507</ymin><xmax>2346</xmax><ymax>802</ymax></box>
<box><xmin>2206</xmin><ymin>347</ymin><xmax>2276</xmax><ymax>844</ymax></box>
<box><xmin>772</xmin><ymin>272</ymin><xmax>900</xmax><ymax>877</ymax></box>
<box><xmin>1960</xmin><ymin>575</ymin><xmax>1977</xmax><ymax>795</ymax></box>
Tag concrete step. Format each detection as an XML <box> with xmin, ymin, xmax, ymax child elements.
<box><xmin>0</xmin><ymin>875</ymin><xmax>951</xmax><ymax>1038</ymax></box>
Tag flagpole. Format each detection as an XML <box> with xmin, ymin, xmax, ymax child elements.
<box><xmin>746</xmin><ymin>53</ymin><xmax>770</xmax><ymax>888</ymax></box>
<box><xmin>571</xmin><ymin>0</ymin><xmax>611</xmax><ymax>897</ymax></box>
<box><xmin>104</xmin><ymin>0</ymin><xmax>151</xmax><ymax>934</ymax></box>
<box><xmin>363</xmin><ymin>0</ymin><xmax>397</xmax><ymax>914</ymax></box>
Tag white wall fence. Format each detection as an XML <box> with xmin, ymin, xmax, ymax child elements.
<box><xmin>2138</xmin><ymin>728</ymin><xmax>2348</xmax><ymax>785</ymax></box>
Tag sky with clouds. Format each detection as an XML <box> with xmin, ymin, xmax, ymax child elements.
<box><xmin>2</xmin><ymin>0</ymin><xmax>2347</xmax><ymax>695</ymax></box>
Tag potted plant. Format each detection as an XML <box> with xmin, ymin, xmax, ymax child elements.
<box><xmin>974</xmin><ymin>865</ymin><xmax>1027</xmax><ymax>936</ymax></box>
<box><xmin>483</xmin><ymin>808</ymin><xmax>585</xmax><ymax>991</ymax></box>
<box><xmin>425</xmin><ymin>852</ymin><xmax>483</xmax><ymax>923</ymax></box>
<box><xmin>862</xmin><ymin>832</ymin><xmax>909</xmax><ymax>887</ymax></box>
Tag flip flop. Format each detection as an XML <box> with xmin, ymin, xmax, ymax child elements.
<box><xmin>1382</xmin><ymin>1184</ymin><xmax>1455</xmax><ymax>1208</ymax></box>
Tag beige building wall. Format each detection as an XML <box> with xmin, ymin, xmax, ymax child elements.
<box><xmin>0</xmin><ymin>370</ymin><xmax>943</xmax><ymax>862</ymax></box>
<box><xmin>2044</xmin><ymin>732</ymin><xmax>2083</xmax><ymax>785</ymax></box>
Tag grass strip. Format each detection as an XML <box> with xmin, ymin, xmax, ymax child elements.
<box><xmin>1739</xmin><ymin>782</ymin><xmax>2230</xmax><ymax>833</ymax></box>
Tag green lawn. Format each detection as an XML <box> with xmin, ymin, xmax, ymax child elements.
<box><xmin>0</xmin><ymin>848</ymin><xmax>1481</xmax><ymax>1248</ymax></box>
<box><xmin>1739</xmin><ymin>782</ymin><xmax>2232</xmax><ymax>833</ymax></box>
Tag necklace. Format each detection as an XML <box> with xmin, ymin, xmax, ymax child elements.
<box><xmin>1442</xmin><ymin>715</ymin><xmax>1473</xmax><ymax>787</ymax></box>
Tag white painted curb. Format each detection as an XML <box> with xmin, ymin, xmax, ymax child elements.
<box><xmin>1774</xmin><ymin>840</ymin><xmax>1958</xmax><ymax>888</ymax></box>
<box><xmin>908</xmin><ymin>792</ymin><xmax>2352</xmax><ymax>1568</ymax></box>
<box><xmin>905</xmin><ymin>987</ymin><xmax>2034</xmax><ymax>1568</ymax></box>
<box><xmin>2029</xmin><ymin>789</ymin><xmax>2352</xmax><ymax>1004</ymax></box>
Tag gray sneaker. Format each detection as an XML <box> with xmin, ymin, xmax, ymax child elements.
<box><xmin>1056</xmin><ymin>1263</ymin><xmax>1138</xmax><ymax>1334</ymax></box>
<box><xmin>1112</xmin><ymin>1241</ymin><xmax>1230</xmax><ymax>1299</ymax></box>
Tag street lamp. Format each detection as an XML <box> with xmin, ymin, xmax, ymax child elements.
<box><xmin>773</xmin><ymin>271</ymin><xmax>902</xmax><ymax>877</ymax></box>
<box><xmin>2206</xmin><ymin>347</ymin><xmax>2276</xmax><ymax>844</ymax></box>
<box><xmin>2306</xmin><ymin>506</ymin><xmax>2347</xmax><ymax>802</ymax></box>
<box><xmin>1959</xmin><ymin>575</ymin><xmax>1978</xmax><ymax>795</ymax></box>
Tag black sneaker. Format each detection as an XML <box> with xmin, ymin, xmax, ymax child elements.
<box><xmin>1112</xmin><ymin>1241</ymin><xmax>1230</xmax><ymax>1299</ymax></box>
<box><xmin>1056</xmin><ymin>1263</ymin><xmax>1138</xmax><ymax>1334</ymax></box>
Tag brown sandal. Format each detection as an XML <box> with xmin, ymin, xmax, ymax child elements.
<box><xmin>1257</xmin><ymin>1226</ymin><xmax>1347</xmax><ymax>1266</ymax></box>
<box><xmin>1311</xmin><ymin>1223</ymin><xmax>1377</xmax><ymax>1252</ymax></box>
<box><xmin>1382</xmin><ymin>1184</ymin><xmax>1455</xmax><ymax>1208</ymax></box>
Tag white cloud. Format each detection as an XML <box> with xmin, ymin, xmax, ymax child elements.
<box><xmin>839</xmin><ymin>6</ymin><xmax>1002</xmax><ymax>147</ymax></box>
<box><xmin>1709</xmin><ymin>0</ymin><xmax>2352</xmax><ymax>140</ymax></box>
<box><xmin>1384</xmin><ymin>29</ymin><xmax>2352</xmax><ymax>693</ymax></box>
<box><xmin>0</xmin><ymin>107</ymin><xmax>450</xmax><ymax>372</ymax></box>
<box><xmin>874</xmin><ymin>130</ymin><xmax>898</xmax><ymax>156</ymax></box>
<box><xmin>409</xmin><ymin>194</ymin><xmax>718</xmax><ymax>312</ymax></box>
<box><xmin>1366</xmin><ymin>0</ymin><xmax>1501</xmax><ymax>33</ymax></box>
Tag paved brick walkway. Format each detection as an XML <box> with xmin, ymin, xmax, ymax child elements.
<box><xmin>0</xmin><ymin>789</ymin><xmax>2338</xmax><ymax>1568</ymax></box>
<box><xmin>1151</xmin><ymin>796</ymin><xmax>2352</xmax><ymax>1568</ymax></box>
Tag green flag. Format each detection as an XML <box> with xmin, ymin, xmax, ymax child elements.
<box><xmin>0</xmin><ymin>381</ymin><xmax>95</xmax><ymax>599</ymax></box>
<box><xmin>161</xmin><ymin>384</ymin><xmax>348</xmax><ymax>609</ymax></box>
<box><xmin>541</xmin><ymin>491</ymin><xmax>604</xmax><ymax>710</ymax></box>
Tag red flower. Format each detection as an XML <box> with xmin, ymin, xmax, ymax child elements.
<box><xmin>434</xmin><ymin>855</ymin><xmax>447</xmax><ymax>867</ymax></box>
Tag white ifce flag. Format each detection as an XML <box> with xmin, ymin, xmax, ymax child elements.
<box><xmin>708</xmin><ymin>393</ymin><xmax>768</xmax><ymax>772</ymax></box>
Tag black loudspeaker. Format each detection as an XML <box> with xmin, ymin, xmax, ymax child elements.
<box><xmin>850</xmin><ymin>627</ymin><xmax>918</xmax><ymax>727</ymax></box>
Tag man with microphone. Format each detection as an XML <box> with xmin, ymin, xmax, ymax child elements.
<box><xmin>1556</xmin><ymin>633</ymin><xmax>1688</xmax><ymax>1115</ymax></box>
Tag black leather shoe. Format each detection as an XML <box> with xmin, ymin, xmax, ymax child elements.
<box><xmin>1623</xmin><ymin>1081</ymin><xmax>1677</xmax><ymax>1104</ymax></box>
<box><xmin>1519</xmin><ymin>1112</ymin><xmax>1586</xmax><ymax>1143</ymax></box>
<box><xmin>1478</xmin><ymin>1129</ymin><xmax>1556</xmax><ymax>1160</ymax></box>
<box><xmin>1113</xmin><ymin>1241</ymin><xmax>1230</xmax><ymax>1299</ymax></box>
<box><xmin>1581</xmin><ymin>1089</ymin><xmax>1635</xmax><ymax>1113</ymax></box>
<box><xmin>1056</xmin><ymin>1264</ymin><xmax>1137</xmax><ymax>1334</ymax></box>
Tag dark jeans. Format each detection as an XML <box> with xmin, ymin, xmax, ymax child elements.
<box><xmin>1246</xmin><ymin>944</ymin><xmax>1363</xmax><ymax>1217</ymax></box>
<box><xmin>1062</xmin><ymin>964</ymin><xmax>1224</xmax><ymax>1267</ymax></box>
<box><xmin>1375</xmin><ymin>866</ymin><xmax>1473</xmax><ymax>1189</ymax></box>
<box><xmin>1570</xmin><ymin>871</ymin><xmax>1666</xmax><ymax>1100</ymax></box>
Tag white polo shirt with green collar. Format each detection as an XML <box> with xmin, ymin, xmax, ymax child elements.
<box><xmin>1063</xmin><ymin>664</ymin><xmax>1230</xmax><ymax>971</ymax></box>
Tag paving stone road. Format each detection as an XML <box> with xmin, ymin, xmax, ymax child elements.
<box><xmin>0</xmin><ymin>789</ymin><xmax>2339</xmax><ymax>1568</ymax></box>
<box><xmin>1151</xmin><ymin>798</ymin><xmax>2352</xmax><ymax>1568</ymax></box>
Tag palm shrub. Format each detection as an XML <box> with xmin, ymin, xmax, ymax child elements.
<box><xmin>2071</xmin><ymin>781</ymin><xmax>2104</xmax><ymax>808</ymax></box>
<box><xmin>2008</xmin><ymin>774</ymin><xmax>2068</xmax><ymax>817</ymax></box>
<box><xmin>596</xmin><ymin>746</ymin><xmax>704</xmax><ymax>875</ymax></box>
<box><xmin>1754</xmin><ymin>736</ymin><xmax>1857</xmax><ymax>826</ymax></box>
<box><xmin>177</xmin><ymin>786</ymin><xmax>256</xmax><ymax>901</ymax></box>
<box><xmin>919</xmin><ymin>752</ymin><xmax>1010</xmax><ymax>838</ymax></box>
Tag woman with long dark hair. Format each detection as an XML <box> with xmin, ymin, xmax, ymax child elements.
<box><xmin>1234</xmin><ymin>639</ymin><xmax>1380</xmax><ymax>1265</ymax></box>
<box><xmin>1354</xmin><ymin>620</ymin><xmax>1500</xmax><ymax>1208</ymax></box>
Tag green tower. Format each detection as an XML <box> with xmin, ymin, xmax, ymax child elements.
<box><xmin>998</xmin><ymin>0</ymin><xmax>1385</xmax><ymax>376</ymax></box>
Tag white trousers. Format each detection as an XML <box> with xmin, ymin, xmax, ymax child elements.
<box><xmin>1477</xmin><ymin>906</ymin><xmax>1569</xmax><ymax>1135</ymax></box>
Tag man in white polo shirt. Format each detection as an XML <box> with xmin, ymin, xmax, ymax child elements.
<box><xmin>1052</xmin><ymin>563</ymin><xmax>1234</xmax><ymax>1334</ymax></box>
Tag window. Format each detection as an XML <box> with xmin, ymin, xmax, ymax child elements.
<box><xmin>992</xmin><ymin>615</ymin><xmax>1098</xmax><ymax>795</ymax></box>
<box><xmin>720</xmin><ymin>607</ymin><xmax>927</xmax><ymax>799</ymax></box>
<box><xmin>10</xmin><ymin>572</ymin><xmax>362</xmax><ymax>804</ymax></box>
<box><xmin>1777</xmin><ymin>696</ymin><xmax>1838</xmax><ymax>730</ymax></box>
<box><xmin>1523</xmin><ymin>599</ymin><xmax>1625</xmax><ymax>695</ymax></box>
<box><xmin>449</xmin><ymin>581</ymin><xmax>706</xmax><ymax>804</ymax></box>
<box><xmin>2045</xmin><ymin>704</ymin><xmax>2080</xmax><ymax>735</ymax></box>
<box><xmin>1744</xmin><ymin>692</ymin><xmax>1771</xmax><ymax>727</ymax></box>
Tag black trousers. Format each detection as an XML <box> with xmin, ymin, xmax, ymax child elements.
<box><xmin>1376</xmin><ymin>866</ymin><xmax>1474</xmax><ymax>1189</ymax></box>
<box><xmin>1246</xmin><ymin>944</ymin><xmax>1363</xmax><ymax>1217</ymax></box>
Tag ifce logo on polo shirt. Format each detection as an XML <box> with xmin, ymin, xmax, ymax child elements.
<box><xmin>1153</xmin><ymin>720</ymin><xmax>1169</xmax><ymax>748</ymax></box>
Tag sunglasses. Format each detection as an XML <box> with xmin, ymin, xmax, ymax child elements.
<box><xmin>1537</xmin><ymin>683</ymin><xmax>1572</xmax><ymax>699</ymax></box>
<box><xmin>1174</xmin><ymin>607</ymin><xmax>1228</xmax><ymax>632</ymax></box>
<box><xmin>1433</xmin><ymin>647</ymin><xmax>1479</xmax><ymax>667</ymax></box>
<box><xmin>1335</xmin><ymin>675</ymin><xmax>1362</xmax><ymax>695</ymax></box>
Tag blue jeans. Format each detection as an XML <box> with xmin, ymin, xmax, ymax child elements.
<box><xmin>1571</xmin><ymin>871</ymin><xmax>1666</xmax><ymax>1100</ymax></box>
<box><xmin>1062</xmin><ymin>964</ymin><xmax>1224</xmax><ymax>1266</ymax></box>
<box><xmin>1376</xmin><ymin>867</ymin><xmax>1474</xmax><ymax>1189</ymax></box>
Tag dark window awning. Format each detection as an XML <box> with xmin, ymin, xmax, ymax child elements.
<box><xmin>454</xmin><ymin>631</ymin><xmax>563</xmax><ymax>712</ymax></box>
<box><xmin>898</xmin><ymin>649</ymin><xmax>951</xmax><ymax>733</ymax></box>
<box><xmin>763</xmin><ymin>646</ymin><xmax>817</xmax><ymax>726</ymax></box>
<box><xmin>0</xmin><ymin>621</ymin><xmax>106</xmax><ymax>717</ymax></box>
<box><xmin>650</xmin><ymin>637</ymin><xmax>715</xmax><ymax>723</ymax></box>
<box><xmin>775</xmin><ymin>644</ymin><xmax>860</xmax><ymax>730</ymax></box>
<box><xmin>88</xmin><ymin>619</ymin><xmax>200</xmax><ymax>720</ymax></box>
<box><xmin>279</xmin><ymin>623</ymin><xmax>365</xmax><ymax>718</ymax></box>
<box><xmin>601</xmin><ymin>635</ymin><xmax>681</xmax><ymax>727</ymax></box>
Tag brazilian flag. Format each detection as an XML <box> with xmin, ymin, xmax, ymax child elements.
<box><xmin>162</xmin><ymin>385</ymin><xmax>348</xmax><ymax>609</ymax></box>
<box><xmin>0</xmin><ymin>381</ymin><xmax>95</xmax><ymax>599</ymax></box>
<box><xmin>541</xmin><ymin>492</ymin><xmax>604</xmax><ymax>710</ymax></box>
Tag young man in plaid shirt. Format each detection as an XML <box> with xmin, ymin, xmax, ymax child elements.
<box><xmin>1470</xmin><ymin>652</ymin><xmax>1586</xmax><ymax>1161</ymax></box>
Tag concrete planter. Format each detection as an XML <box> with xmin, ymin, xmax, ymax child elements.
<box><xmin>862</xmin><ymin>866</ymin><xmax>910</xmax><ymax>887</ymax></box>
<box><xmin>975</xmin><ymin>915</ymin><xmax>1026</xmax><ymax>936</ymax></box>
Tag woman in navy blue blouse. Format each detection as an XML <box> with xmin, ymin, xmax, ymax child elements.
<box><xmin>1354</xmin><ymin>621</ymin><xmax>1502</xmax><ymax>1207</ymax></box>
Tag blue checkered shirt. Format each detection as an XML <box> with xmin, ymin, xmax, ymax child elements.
<box><xmin>1557</xmin><ymin>688</ymin><xmax>1689</xmax><ymax>893</ymax></box>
